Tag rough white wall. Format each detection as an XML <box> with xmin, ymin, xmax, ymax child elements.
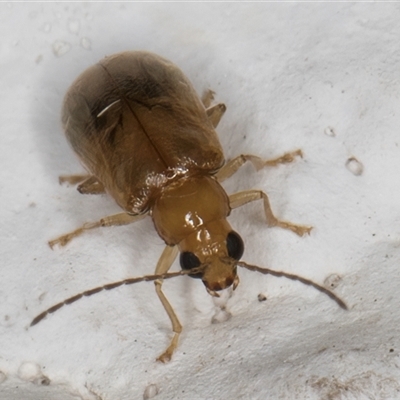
<box><xmin>1</xmin><ymin>3</ymin><xmax>400</xmax><ymax>399</ymax></box>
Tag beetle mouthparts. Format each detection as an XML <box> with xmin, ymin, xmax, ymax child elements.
<box><xmin>206</xmin><ymin>287</ymin><xmax>220</xmax><ymax>298</ymax></box>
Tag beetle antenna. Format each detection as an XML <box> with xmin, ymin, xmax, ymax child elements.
<box><xmin>30</xmin><ymin>267</ymin><xmax>203</xmax><ymax>327</ymax></box>
<box><xmin>237</xmin><ymin>261</ymin><xmax>347</xmax><ymax>310</ymax></box>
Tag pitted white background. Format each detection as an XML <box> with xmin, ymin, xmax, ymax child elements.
<box><xmin>1</xmin><ymin>3</ymin><xmax>400</xmax><ymax>399</ymax></box>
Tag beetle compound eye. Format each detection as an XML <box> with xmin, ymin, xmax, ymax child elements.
<box><xmin>179</xmin><ymin>252</ymin><xmax>202</xmax><ymax>279</ymax></box>
<box><xmin>180</xmin><ymin>252</ymin><xmax>201</xmax><ymax>270</ymax></box>
<box><xmin>226</xmin><ymin>231</ymin><xmax>244</xmax><ymax>260</ymax></box>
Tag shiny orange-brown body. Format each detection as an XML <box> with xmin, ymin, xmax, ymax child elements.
<box><xmin>62</xmin><ymin>51</ymin><xmax>225</xmax><ymax>215</ymax></box>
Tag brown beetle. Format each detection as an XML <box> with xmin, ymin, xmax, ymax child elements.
<box><xmin>32</xmin><ymin>51</ymin><xmax>346</xmax><ymax>362</ymax></box>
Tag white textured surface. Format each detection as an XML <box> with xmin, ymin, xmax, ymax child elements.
<box><xmin>1</xmin><ymin>3</ymin><xmax>400</xmax><ymax>399</ymax></box>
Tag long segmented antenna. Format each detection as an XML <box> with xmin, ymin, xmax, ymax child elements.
<box><xmin>31</xmin><ymin>263</ymin><xmax>347</xmax><ymax>328</ymax></box>
<box><xmin>238</xmin><ymin>262</ymin><xmax>347</xmax><ymax>310</ymax></box>
<box><xmin>30</xmin><ymin>268</ymin><xmax>204</xmax><ymax>327</ymax></box>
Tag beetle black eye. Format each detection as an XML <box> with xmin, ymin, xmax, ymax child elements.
<box><xmin>180</xmin><ymin>251</ymin><xmax>201</xmax><ymax>270</ymax></box>
<box><xmin>180</xmin><ymin>251</ymin><xmax>202</xmax><ymax>279</ymax></box>
<box><xmin>226</xmin><ymin>231</ymin><xmax>244</xmax><ymax>260</ymax></box>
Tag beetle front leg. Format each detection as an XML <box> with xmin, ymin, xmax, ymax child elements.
<box><xmin>215</xmin><ymin>150</ymin><xmax>303</xmax><ymax>182</ymax></box>
<box><xmin>229</xmin><ymin>190</ymin><xmax>312</xmax><ymax>237</ymax></box>
<box><xmin>49</xmin><ymin>212</ymin><xmax>147</xmax><ymax>248</ymax></box>
<box><xmin>153</xmin><ymin>245</ymin><xmax>182</xmax><ymax>362</ymax></box>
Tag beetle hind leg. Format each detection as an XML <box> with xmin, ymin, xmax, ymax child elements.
<box><xmin>59</xmin><ymin>175</ymin><xmax>106</xmax><ymax>195</ymax></box>
<box><xmin>229</xmin><ymin>190</ymin><xmax>312</xmax><ymax>237</ymax></box>
<box><xmin>77</xmin><ymin>176</ymin><xmax>105</xmax><ymax>194</ymax></box>
<box><xmin>59</xmin><ymin>174</ymin><xmax>90</xmax><ymax>185</ymax></box>
<box><xmin>206</xmin><ymin>103</ymin><xmax>227</xmax><ymax>128</ymax></box>
<box><xmin>201</xmin><ymin>89</ymin><xmax>215</xmax><ymax>108</ymax></box>
<box><xmin>201</xmin><ymin>89</ymin><xmax>227</xmax><ymax>128</ymax></box>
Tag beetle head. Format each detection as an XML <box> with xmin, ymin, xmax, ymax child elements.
<box><xmin>179</xmin><ymin>230</ymin><xmax>244</xmax><ymax>295</ymax></box>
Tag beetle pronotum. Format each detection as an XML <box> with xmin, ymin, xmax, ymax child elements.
<box><xmin>32</xmin><ymin>51</ymin><xmax>346</xmax><ymax>362</ymax></box>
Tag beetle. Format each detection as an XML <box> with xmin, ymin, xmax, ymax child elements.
<box><xmin>32</xmin><ymin>51</ymin><xmax>346</xmax><ymax>362</ymax></box>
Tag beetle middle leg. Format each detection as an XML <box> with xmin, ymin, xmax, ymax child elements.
<box><xmin>153</xmin><ymin>245</ymin><xmax>181</xmax><ymax>362</ymax></box>
<box><xmin>49</xmin><ymin>213</ymin><xmax>147</xmax><ymax>248</ymax></box>
<box><xmin>215</xmin><ymin>150</ymin><xmax>303</xmax><ymax>182</ymax></box>
<box><xmin>229</xmin><ymin>190</ymin><xmax>312</xmax><ymax>237</ymax></box>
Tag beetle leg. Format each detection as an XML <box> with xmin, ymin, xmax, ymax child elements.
<box><xmin>77</xmin><ymin>176</ymin><xmax>105</xmax><ymax>194</ymax></box>
<box><xmin>215</xmin><ymin>150</ymin><xmax>303</xmax><ymax>182</ymax></box>
<box><xmin>229</xmin><ymin>190</ymin><xmax>312</xmax><ymax>237</ymax></box>
<box><xmin>202</xmin><ymin>89</ymin><xmax>226</xmax><ymax>127</ymax></box>
<box><xmin>59</xmin><ymin>174</ymin><xmax>90</xmax><ymax>185</ymax></box>
<box><xmin>49</xmin><ymin>213</ymin><xmax>147</xmax><ymax>248</ymax></box>
<box><xmin>153</xmin><ymin>245</ymin><xmax>181</xmax><ymax>362</ymax></box>
<box><xmin>59</xmin><ymin>175</ymin><xmax>106</xmax><ymax>195</ymax></box>
<box><xmin>206</xmin><ymin>103</ymin><xmax>227</xmax><ymax>128</ymax></box>
<box><xmin>201</xmin><ymin>89</ymin><xmax>215</xmax><ymax>108</ymax></box>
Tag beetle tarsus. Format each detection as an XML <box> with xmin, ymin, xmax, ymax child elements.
<box><xmin>275</xmin><ymin>221</ymin><xmax>313</xmax><ymax>237</ymax></box>
<box><xmin>48</xmin><ymin>228</ymin><xmax>84</xmax><ymax>248</ymax></box>
<box><xmin>59</xmin><ymin>174</ymin><xmax>89</xmax><ymax>186</ymax></box>
<box><xmin>156</xmin><ymin>333</ymin><xmax>180</xmax><ymax>363</ymax></box>
<box><xmin>263</xmin><ymin>149</ymin><xmax>303</xmax><ymax>167</ymax></box>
